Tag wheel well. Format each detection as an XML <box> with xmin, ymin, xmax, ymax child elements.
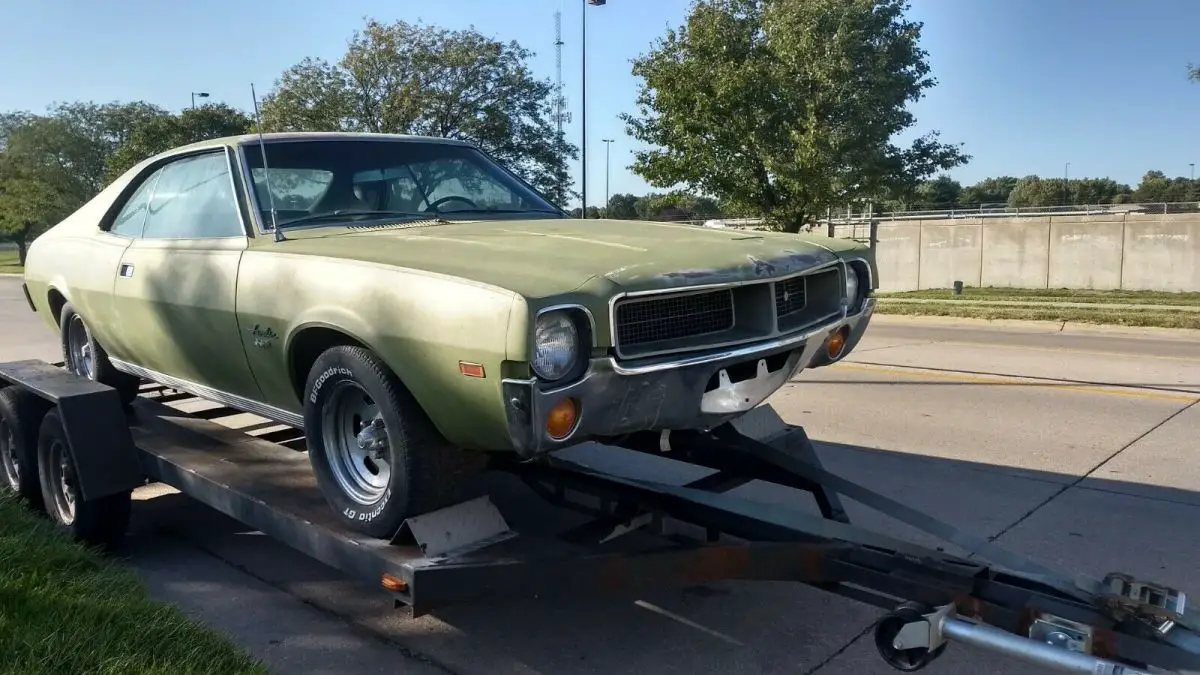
<box><xmin>47</xmin><ymin>289</ymin><xmax>67</xmax><ymax>324</ymax></box>
<box><xmin>288</xmin><ymin>327</ymin><xmax>369</xmax><ymax>400</ymax></box>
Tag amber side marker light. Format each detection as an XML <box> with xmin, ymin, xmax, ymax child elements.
<box><xmin>826</xmin><ymin>326</ymin><xmax>850</xmax><ymax>359</ymax></box>
<box><xmin>546</xmin><ymin>398</ymin><xmax>579</xmax><ymax>440</ymax></box>
<box><xmin>381</xmin><ymin>573</ymin><xmax>408</xmax><ymax>592</ymax></box>
<box><xmin>458</xmin><ymin>361</ymin><xmax>486</xmax><ymax>378</ymax></box>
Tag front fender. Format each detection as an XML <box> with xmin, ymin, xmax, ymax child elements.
<box><xmin>238</xmin><ymin>251</ymin><xmax>522</xmax><ymax>451</ymax></box>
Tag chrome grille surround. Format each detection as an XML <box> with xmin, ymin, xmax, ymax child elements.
<box><xmin>609</xmin><ymin>258</ymin><xmax>871</xmax><ymax>361</ymax></box>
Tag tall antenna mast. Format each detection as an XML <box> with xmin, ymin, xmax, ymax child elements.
<box><xmin>249</xmin><ymin>83</ymin><xmax>284</xmax><ymax>242</ymax></box>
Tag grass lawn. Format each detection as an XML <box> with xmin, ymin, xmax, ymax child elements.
<box><xmin>0</xmin><ymin>492</ymin><xmax>267</xmax><ymax>675</ymax></box>
<box><xmin>0</xmin><ymin>250</ymin><xmax>20</xmax><ymax>275</ymax></box>
<box><xmin>879</xmin><ymin>286</ymin><xmax>1200</xmax><ymax>306</ymax></box>
<box><xmin>875</xmin><ymin>300</ymin><xmax>1200</xmax><ymax>330</ymax></box>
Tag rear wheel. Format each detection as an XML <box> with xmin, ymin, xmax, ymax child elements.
<box><xmin>303</xmin><ymin>345</ymin><xmax>488</xmax><ymax>538</ymax></box>
<box><xmin>59</xmin><ymin>302</ymin><xmax>140</xmax><ymax>405</ymax></box>
<box><xmin>0</xmin><ymin>386</ymin><xmax>51</xmax><ymax>509</ymax></box>
<box><xmin>36</xmin><ymin>409</ymin><xmax>131</xmax><ymax>550</ymax></box>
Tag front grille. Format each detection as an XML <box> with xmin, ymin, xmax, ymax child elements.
<box><xmin>614</xmin><ymin>289</ymin><xmax>734</xmax><ymax>347</ymax></box>
<box><xmin>774</xmin><ymin>276</ymin><xmax>807</xmax><ymax>317</ymax></box>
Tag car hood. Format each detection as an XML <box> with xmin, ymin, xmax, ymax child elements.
<box><xmin>272</xmin><ymin>217</ymin><xmax>845</xmax><ymax>298</ymax></box>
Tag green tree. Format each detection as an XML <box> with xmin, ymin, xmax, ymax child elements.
<box><xmin>258</xmin><ymin>18</ymin><xmax>577</xmax><ymax>206</ymax></box>
<box><xmin>621</xmin><ymin>0</ymin><xmax>968</xmax><ymax>233</ymax></box>
<box><xmin>913</xmin><ymin>175</ymin><xmax>961</xmax><ymax>208</ymax></box>
<box><xmin>606</xmin><ymin>192</ymin><xmax>640</xmax><ymax>219</ymax></box>
<box><xmin>106</xmin><ymin>103</ymin><xmax>253</xmax><ymax>180</ymax></box>
<box><xmin>958</xmin><ymin>176</ymin><xmax>1019</xmax><ymax>206</ymax></box>
<box><xmin>0</xmin><ymin>152</ymin><xmax>72</xmax><ymax>263</ymax></box>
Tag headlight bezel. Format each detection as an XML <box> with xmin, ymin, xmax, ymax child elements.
<box><xmin>530</xmin><ymin>306</ymin><xmax>593</xmax><ymax>385</ymax></box>
<box><xmin>843</xmin><ymin>258</ymin><xmax>871</xmax><ymax>313</ymax></box>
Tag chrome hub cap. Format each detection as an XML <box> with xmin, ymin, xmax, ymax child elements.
<box><xmin>321</xmin><ymin>382</ymin><xmax>391</xmax><ymax>506</ymax></box>
<box><xmin>0</xmin><ymin>420</ymin><xmax>18</xmax><ymax>490</ymax></box>
<box><xmin>48</xmin><ymin>439</ymin><xmax>76</xmax><ymax>524</ymax></box>
<box><xmin>67</xmin><ymin>315</ymin><xmax>96</xmax><ymax>380</ymax></box>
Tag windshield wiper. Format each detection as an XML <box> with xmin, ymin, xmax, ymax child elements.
<box><xmin>279</xmin><ymin>210</ymin><xmax>428</xmax><ymax>227</ymax></box>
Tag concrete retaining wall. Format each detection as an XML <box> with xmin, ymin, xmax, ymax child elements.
<box><xmin>862</xmin><ymin>214</ymin><xmax>1200</xmax><ymax>292</ymax></box>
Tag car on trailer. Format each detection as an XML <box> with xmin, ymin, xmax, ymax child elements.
<box><xmin>16</xmin><ymin>130</ymin><xmax>877</xmax><ymax>538</ymax></box>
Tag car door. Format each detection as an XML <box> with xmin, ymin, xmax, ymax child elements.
<box><xmin>109</xmin><ymin>147</ymin><xmax>263</xmax><ymax>401</ymax></box>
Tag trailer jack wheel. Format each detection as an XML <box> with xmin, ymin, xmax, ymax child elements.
<box><xmin>36</xmin><ymin>409</ymin><xmax>131</xmax><ymax>550</ymax></box>
<box><xmin>873</xmin><ymin>603</ymin><xmax>948</xmax><ymax>671</ymax></box>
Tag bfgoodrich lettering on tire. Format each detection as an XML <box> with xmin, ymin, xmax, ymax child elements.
<box><xmin>303</xmin><ymin>345</ymin><xmax>488</xmax><ymax>539</ymax></box>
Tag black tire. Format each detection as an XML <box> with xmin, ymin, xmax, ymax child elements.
<box><xmin>303</xmin><ymin>345</ymin><xmax>488</xmax><ymax>539</ymax></box>
<box><xmin>58</xmin><ymin>301</ymin><xmax>141</xmax><ymax>406</ymax></box>
<box><xmin>36</xmin><ymin>409</ymin><xmax>132</xmax><ymax>550</ymax></box>
<box><xmin>0</xmin><ymin>387</ymin><xmax>51</xmax><ymax>510</ymax></box>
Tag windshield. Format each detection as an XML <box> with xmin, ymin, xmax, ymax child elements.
<box><xmin>240</xmin><ymin>138</ymin><xmax>564</xmax><ymax>228</ymax></box>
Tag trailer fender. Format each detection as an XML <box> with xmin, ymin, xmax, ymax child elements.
<box><xmin>0</xmin><ymin>360</ymin><xmax>143</xmax><ymax>500</ymax></box>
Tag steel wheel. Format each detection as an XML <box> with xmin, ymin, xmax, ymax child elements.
<box><xmin>46</xmin><ymin>437</ymin><xmax>76</xmax><ymax>525</ymax></box>
<box><xmin>320</xmin><ymin>380</ymin><xmax>392</xmax><ymax>505</ymax></box>
<box><xmin>0</xmin><ymin>418</ymin><xmax>19</xmax><ymax>491</ymax></box>
<box><xmin>66</xmin><ymin>314</ymin><xmax>95</xmax><ymax>380</ymax></box>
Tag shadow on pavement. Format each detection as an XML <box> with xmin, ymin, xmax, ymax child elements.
<box><xmin>107</xmin><ymin>435</ymin><xmax>1200</xmax><ymax>675</ymax></box>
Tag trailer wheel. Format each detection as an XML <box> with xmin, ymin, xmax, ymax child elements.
<box><xmin>303</xmin><ymin>345</ymin><xmax>488</xmax><ymax>539</ymax></box>
<box><xmin>59</xmin><ymin>302</ymin><xmax>140</xmax><ymax>406</ymax></box>
<box><xmin>36</xmin><ymin>409</ymin><xmax>131</xmax><ymax>550</ymax></box>
<box><xmin>0</xmin><ymin>387</ymin><xmax>51</xmax><ymax>509</ymax></box>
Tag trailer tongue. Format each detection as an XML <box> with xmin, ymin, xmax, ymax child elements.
<box><xmin>1</xmin><ymin>358</ymin><xmax>1197</xmax><ymax>674</ymax></box>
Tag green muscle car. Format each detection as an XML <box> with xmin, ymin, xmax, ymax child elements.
<box><xmin>20</xmin><ymin>131</ymin><xmax>877</xmax><ymax>537</ymax></box>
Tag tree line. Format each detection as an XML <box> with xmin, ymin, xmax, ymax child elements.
<box><xmin>890</xmin><ymin>171</ymin><xmax>1200</xmax><ymax>212</ymax></box>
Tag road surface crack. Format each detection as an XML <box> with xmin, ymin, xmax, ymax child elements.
<box><xmin>987</xmin><ymin>397</ymin><xmax>1200</xmax><ymax>544</ymax></box>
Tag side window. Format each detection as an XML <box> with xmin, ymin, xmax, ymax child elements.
<box><xmin>109</xmin><ymin>168</ymin><xmax>162</xmax><ymax>237</ymax></box>
<box><xmin>142</xmin><ymin>151</ymin><xmax>244</xmax><ymax>240</ymax></box>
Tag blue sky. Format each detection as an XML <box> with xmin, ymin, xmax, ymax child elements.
<box><xmin>3</xmin><ymin>0</ymin><xmax>1199</xmax><ymax>207</ymax></box>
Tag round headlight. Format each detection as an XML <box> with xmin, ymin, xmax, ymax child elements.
<box><xmin>845</xmin><ymin>265</ymin><xmax>860</xmax><ymax>304</ymax></box>
<box><xmin>532</xmin><ymin>311</ymin><xmax>580</xmax><ymax>381</ymax></box>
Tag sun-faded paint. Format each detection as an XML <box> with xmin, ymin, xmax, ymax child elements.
<box><xmin>21</xmin><ymin>132</ymin><xmax>876</xmax><ymax>453</ymax></box>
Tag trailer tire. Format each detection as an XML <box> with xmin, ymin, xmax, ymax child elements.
<box><xmin>0</xmin><ymin>386</ymin><xmax>51</xmax><ymax>510</ymax></box>
<box><xmin>59</xmin><ymin>302</ymin><xmax>141</xmax><ymax>406</ymax></box>
<box><xmin>36</xmin><ymin>409</ymin><xmax>131</xmax><ymax>550</ymax></box>
<box><xmin>303</xmin><ymin>345</ymin><xmax>488</xmax><ymax>539</ymax></box>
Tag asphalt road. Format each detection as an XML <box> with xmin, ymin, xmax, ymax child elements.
<box><xmin>3</xmin><ymin>273</ymin><xmax>1200</xmax><ymax>675</ymax></box>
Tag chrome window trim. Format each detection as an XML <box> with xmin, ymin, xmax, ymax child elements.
<box><xmin>115</xmin><ymin>147</ymin><xmax>251</xmax><ymax>242</ymax></box>
<box><xmin>110</xmin><ymin>358</ymin><xmax>304</xmax><ymax>429</ymax></box>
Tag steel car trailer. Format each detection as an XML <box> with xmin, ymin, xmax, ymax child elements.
<box><xmin>1</xmin><ymin>357</ymin><xmax>1199</xmax><ymax>674</ymax></box>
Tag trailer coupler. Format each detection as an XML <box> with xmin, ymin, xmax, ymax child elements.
<box><xmin>877</xmin><ymin>597</ymin><xmax>1181</xmax><ymax>674</ymax></box>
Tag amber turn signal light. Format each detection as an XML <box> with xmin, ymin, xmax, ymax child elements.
<box><xmin>826</xmin><ymin>326</ymin><xmax>850</xmax><ymax>360</ymax></box>
<box><xmin>381</xmin><ymin>573</ymin><xmax>408</xmax><ymax>592</ymax></box>
<box><xmin>546</xmin><ymin>398</ymin><xmax>579</xmax><ymax>440</ymax></box>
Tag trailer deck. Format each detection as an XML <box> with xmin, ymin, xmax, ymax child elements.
<box><xmin>2</xmin><ymin>357</ymin><xmax>1200</xmax><ymax>674</ymax></box>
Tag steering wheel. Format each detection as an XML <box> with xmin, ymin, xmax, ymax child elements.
<box><xmin>425</xmin><ymin>195</ymin><xmax>478</xmax><ymax>212</ymax></box>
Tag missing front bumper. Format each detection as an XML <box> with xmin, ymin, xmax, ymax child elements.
<box><xmin>503</xmin><ymin>299</ymin><xmax>875</xmax><ymax>458</ymax></box>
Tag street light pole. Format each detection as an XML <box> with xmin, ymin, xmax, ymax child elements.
<box><xmin>602</xmin><ymin>138</ymin><xmax>614</xmax><ymax>214</ymax></box>
<box><xmin>581</xmin><ymin>0</ymin><xmax>607</xmax><ymax>218</ymax></box>
<box><xmin>1063</xmin><ymin>162</ymin><xmax>1070</xmax><ymax>206</ymax></box>
<box><xmin>191</xmin><ymin>92</ymin><xmax>210</xmax><ymax>109</ymax></box>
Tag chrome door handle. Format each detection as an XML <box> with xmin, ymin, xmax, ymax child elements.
<box><xmin>118</xmin><ymin>263</ymin><xmax>135</xmax><ymax>278</ymax></box>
